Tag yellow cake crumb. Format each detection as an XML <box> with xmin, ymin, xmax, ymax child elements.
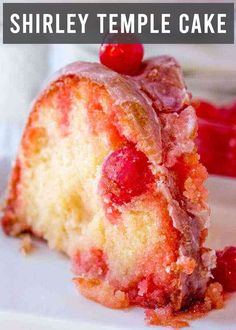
<box><xmin>20</xmin><ymin>234</ymin><xmax>34</xmax><ymax>255</ymax></box>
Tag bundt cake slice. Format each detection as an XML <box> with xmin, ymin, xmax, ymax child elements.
<box><xmin>1</xmin><ymin>56</ymin><xmax>213</xmax><ymax>311</ymax></box>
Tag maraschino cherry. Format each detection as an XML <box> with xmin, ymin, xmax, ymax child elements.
<box><xmin>100</xmin><ymin>145</ymin><xmax>154</xmax><ymax>205</ymax></box>
<box><xmin>100</xmin><ymin>43</ymin><xmax>144</xmax><ymax>75</ymax></box>
<box><xmin>212</xmin><ymin>246</ymin><xmax>236</xmax><ymax>292</ymax></box>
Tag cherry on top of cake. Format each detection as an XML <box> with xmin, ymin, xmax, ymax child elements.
<box><xmin>100</xmin><ymin>43</ymin><xmax>144</xmax><ymax>75</ymax></box>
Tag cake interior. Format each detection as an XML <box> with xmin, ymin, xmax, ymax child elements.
<box><xmin>9</xmin><ymin>76</ymin><xmax>182</xmax><ymax>307</ymax></box>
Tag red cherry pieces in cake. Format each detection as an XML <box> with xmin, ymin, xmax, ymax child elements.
<box><xmin>100</xmin><ymin>145</ymin><xmax>154</xmax><ymax>206</ymax></box>
<box><xmin>212</xmin><ymin>246</ymin><xmax>236</xmax><ymax>292</ymax></box>
<box><xmin>100</xmin><ymin>44</ymin><xmax>144</xmax><ymax>75</ymax></box>
<box><xmin>72</xmin><ymin>248</ymin><xmax>108</xmax><ymax>280</ymax></box>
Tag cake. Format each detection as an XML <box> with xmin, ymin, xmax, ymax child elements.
<box><xmin>1</xmin><ymin>56</ymin><xmax>214</xmax><ymax>312</ymax></box>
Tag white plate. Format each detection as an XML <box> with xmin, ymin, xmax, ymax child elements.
<box><xmin>0</xmin><ymin>157</ymin><xmax>235</xmax><ymax>330</ymax></box>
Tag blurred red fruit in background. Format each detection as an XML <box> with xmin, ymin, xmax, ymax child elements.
<box><xmin>195</xmin><ymin>99</ymin><xmax>236</xmax><ymax>177</ymax></box>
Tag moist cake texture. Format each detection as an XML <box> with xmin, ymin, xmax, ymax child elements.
<box><xmin>1</xmin><ymin>56</ymin><xmax>214</xmax><ymax>311</ymax></box>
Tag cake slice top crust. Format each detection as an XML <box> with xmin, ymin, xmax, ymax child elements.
<box><xmin>132</xmin><ymin>56</ymin><xmax>191</xmax><ymax>113</ymax></box>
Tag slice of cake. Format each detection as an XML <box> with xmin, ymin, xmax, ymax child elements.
<box><xmin>1</xmin><ymin>56</ymin><xmax>213</xmax><ymax>311</ymax></box>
